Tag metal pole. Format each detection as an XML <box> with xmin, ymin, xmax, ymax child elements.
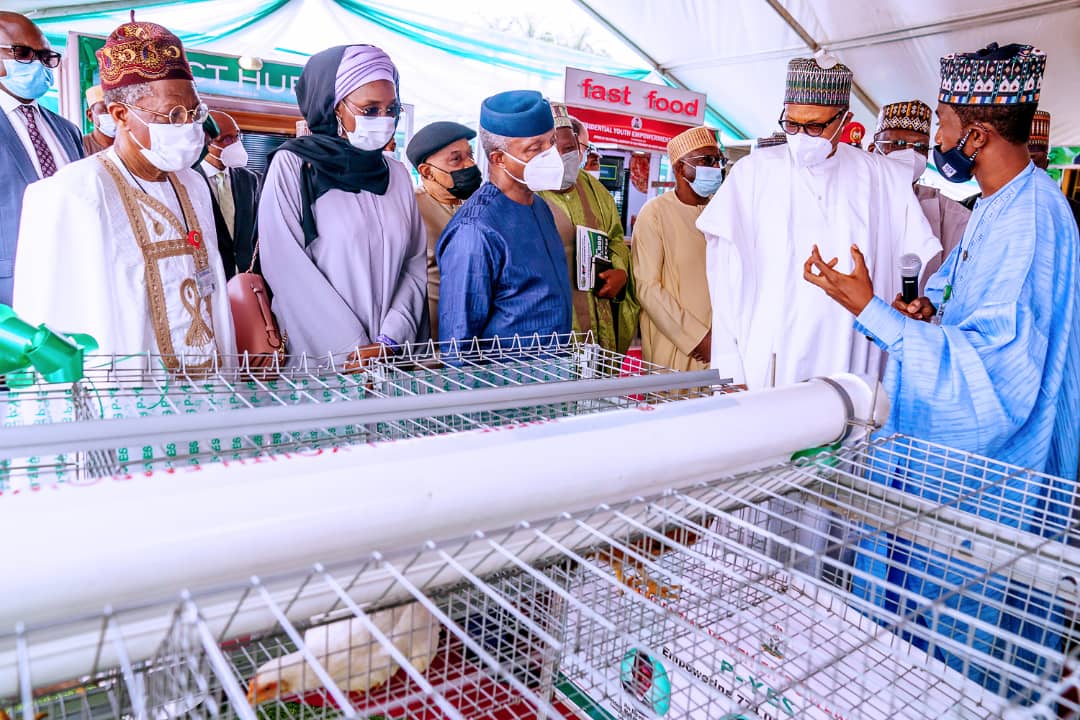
<box><xmin>0</xmin><ymin>369</ymin><xmax>726</xmax><ymax>459</ymax></box>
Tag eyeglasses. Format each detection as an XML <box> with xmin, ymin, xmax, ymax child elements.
<box><xmin>681</xmin><ymin>153</ymin><xmax>726</xmax><ymax>167</ymax></box>
<box><xmin>0</xmin><ymin>44</ymin><xmax>62</xmax><ymax>69</ymax></box>
<box><xmin>874</xmin><ymin>139</ymin><xmax>931</xmax><ymax>154</ymax></box>
<box><xmin>123</xmin><ymin>102</ymin><xmax>209</xmax><ymax>127</ymax></box>
<box><xmin>578</xmin><ymin>141</ymin><xmax>597</xmax><ymax>156</ymax></box>
<box><xmin>342</xmin><ymin>99</ymin><xmax>401</xmax><ymax>118</ymax></box>
<box><xmin>778</xmin><ymin>108</ymin><xmax>846</xmax><ymax>137</ymax></box>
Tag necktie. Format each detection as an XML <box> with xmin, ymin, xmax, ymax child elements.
<box><xmin>212</xmin><ymin>171</ymin><xmax>236</xmax><ymax>239</ymax></box>
<box><xmin>17</xmin><ymin>105</ymin><xmax>57</xmax><ymax>178</ymax></box>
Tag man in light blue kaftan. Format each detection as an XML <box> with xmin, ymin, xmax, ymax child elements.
<box><xmin>803</xmin><ymin>43</ymin><xmax>1079</xmax><ymax>702</ymax></box>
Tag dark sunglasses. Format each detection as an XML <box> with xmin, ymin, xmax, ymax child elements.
<box><xmin>0</xmin><ymin>44</ymin><xmax>61</xmax><ymax>69</ymax></box>
<box><xmin>778</xmin><ymin>108</ymin><xmax>846</xmax><ymax>137</ymax></box>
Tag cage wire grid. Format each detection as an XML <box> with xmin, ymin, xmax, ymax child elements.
<box><xmin>0</xmin><ymin>334</ymin><xmax>723</xmax><ymax>489</ymax></box>
<box><xmin>4</xmin><ymin>433</ymin><xmax>1080</xmax><ymax>720</ymax></box>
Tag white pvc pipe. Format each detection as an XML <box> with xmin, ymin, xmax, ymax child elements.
<box><xmin>0</xmin><ymin>374</ymin><xmax>881</xmax><ymax>696</ymax></box>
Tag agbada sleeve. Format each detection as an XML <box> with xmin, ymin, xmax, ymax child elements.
<box><xmin>697</xmin><ymin>166</ymin><xmax>751</xmax><ymax>386</ymax></box>
<box><xmin>631</xmin><ymin>201</ymin><xmax>709</xmax><ymax>356</ymax></box>
<box><xmin>13</xmin><ymin>176</ymin><xmax>119</xmax><ymax>352</ymax></box>
<box><xmin>257</xmin><ymin>150</ymin><xmax>369</xmax><ymax>356</ymax></box>
<box><xmin>436</xmin><ymin>220</ymin><xmax>500</xmax><ymax>343</ymax></box>
<box><xmin>856</xmin><ymin>198</ymin><xmax>1074</xmax><ymax>472</ymax></box>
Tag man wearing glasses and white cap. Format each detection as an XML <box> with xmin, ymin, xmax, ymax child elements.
<box><xmin>698</xmin><ymin>52</ymin><xmax>941</xmax><ymax>390</ymax></box>
<box><xmin>13</xmin><ymin>17</ymin><xmax>235</xmax><ymax>368</ymax></box>
<box><xmin>0</xmin><ymin>11</ymin><xmax>83</xmax><ymax>308</ymax></box>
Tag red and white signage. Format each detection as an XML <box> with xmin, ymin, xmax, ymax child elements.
<box><xmin>564</xmin><ymin>67</ymin><xmax>706</xmax><ymax>152</ymax></box>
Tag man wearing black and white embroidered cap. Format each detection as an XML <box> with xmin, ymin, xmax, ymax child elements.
<box><xmin>871</xmin><ymin>99</ymin><xmax>970</xmax><ymax>286</ymax></box>
<box><xmin>697</xmin><ymin>51</ymin><xmax>941</xmax><ymax>389</ymax></box>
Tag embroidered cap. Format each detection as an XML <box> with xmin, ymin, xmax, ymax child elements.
<box><xmin>875</xmin><ymin>100</ymin><xmax>932</xmax><ymax>136</ymax></box>
<box><xmin>754</xmin><ymin>131</ymin><xmax>788</xmax><ymax>149</ymax></box>
<box><xmin>96</xmin><ymin>15</ymin><xmax>193</xmax><ymax>91</ymax></box>
<box><xmin>938</xmin><ymin>43</ymin><xmax>1045</xmax><ymax>106</ymax></box>
<box><xmin>784</xmin><ymin>51</ymin><xmax>853</xmax><ymax>107</ymax></box>
<box><xmin>667</xmin><ymin>126</ymin><xmax>718</xmax><ymax>165</ymax></box>
<box><xmin>550</xmin><ymin>101</ymin><xmax>573</xmax><ymax>130</ymax></box>
<box><xmin>1029</xmin><ymin>110</ymin><xmax>1051</xmax><ymax>151</ymax></box>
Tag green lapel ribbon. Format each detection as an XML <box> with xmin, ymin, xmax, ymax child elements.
<box><xmin>0</xmin><ymin>305</ymin><xmax>98</xmax><ymax>386</ymax></box>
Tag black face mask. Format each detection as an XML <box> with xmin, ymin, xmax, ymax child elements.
<box><xmin>933</xmin><ymin>129</ymin><xmax>978</xmax><ymax>183</ymax></box>
<box><xmin>432</xmin><ymin>164</ymin><xmax>482</xmax><ymax>200</ymax></box>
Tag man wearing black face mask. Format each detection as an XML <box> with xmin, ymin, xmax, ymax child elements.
<box><xmin>407</xmin><ymin>121</ymin><xmax>481</xmax><ymax>342</ymax></box>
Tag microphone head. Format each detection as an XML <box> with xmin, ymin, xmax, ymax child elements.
<box><xmin>899</xmin><ymin>253</ymin><xmax>922</xmax><ymax>278</ymax></box>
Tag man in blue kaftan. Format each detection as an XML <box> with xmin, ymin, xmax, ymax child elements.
<box><xmin>437</xmin><ymin>90</ymin><xmax>572</xmax><ymax>345</ymax></box>
<box><xmin>803</xmin><ymin>43</ymin><xmax>1079</xmax><ymax>701</ymax></box>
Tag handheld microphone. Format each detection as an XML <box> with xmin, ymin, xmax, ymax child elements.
<box><xmin>899</xmin><ymin>254</ymin><xmax>922</xmax><ymax>304</ymax></box>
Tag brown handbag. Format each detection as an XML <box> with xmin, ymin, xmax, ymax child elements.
<box><xmin>227</xmin><ymin>239</ymin><xmax>286</xmax><ymax>368</ymax></box>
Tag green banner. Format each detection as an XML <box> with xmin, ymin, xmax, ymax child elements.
<box><xmin>77</xmin><ymin>34</ymin><xmax>302</xmax><ymax>132</ymax></box>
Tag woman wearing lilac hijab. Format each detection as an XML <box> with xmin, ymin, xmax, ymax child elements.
<box><xmin>258</xmin><ymin>44</ymin><xmax>427</xmax><ymax>365</ymax></box>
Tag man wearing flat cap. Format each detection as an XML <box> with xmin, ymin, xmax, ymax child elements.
<box><xmin>407</xmin><ymin>121</ymin><xmax>481</xmax><ymax>342</ymax></box>
<box><xmin>14</xmin><ymin>17</ymin><xmax>235</xmax><ymax>368</ymax></box>
<box><xmin>632</xmin><ymin>126</ymin><xmax>720</xmax><ymax>372</ymax></box>
<box><xmin>871</xmin><ymin>99</ymin><xmax>970</xmax><ymax>287</ymax></box>
<box><xmin>698</xmin><ymin>52</ymin><xmax>940</xmax><ymax>389</ymax></box>
<box><xmin>436</xmin><ymin>90</ymin><xmax>572</xmax><ymax>344</ymax></box>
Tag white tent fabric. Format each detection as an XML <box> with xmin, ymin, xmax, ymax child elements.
<box><xmin>14</xmin><ymin>0</ymin><xmax>1077</xmax><ymax>144</ymax></box>
<box><xmin>577</xmin><ymin>0</ymin><xmax>1080</xmax><ymax>145</ymax></box>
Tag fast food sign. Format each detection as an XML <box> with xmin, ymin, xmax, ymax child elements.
<box><xmin>565</xmin><ymin>67</ymin><xmax>706</xmax><ymax>151</ymax></box>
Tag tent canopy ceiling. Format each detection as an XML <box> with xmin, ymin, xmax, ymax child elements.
<box><xmin>10</xmin><ymin>0</ymin><xmax>1079</xmax><ymax>145</ymax></box>
<box><xmin>577</xmin><ymin>0</ymin><xmax>1080</xmax><ymax>144</ymax></box>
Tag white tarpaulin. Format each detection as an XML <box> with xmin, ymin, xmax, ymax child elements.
<box><xmin>575</xmin><ymin>0</ymin><xmax>1080</xmax><ymax>145</ymax></box>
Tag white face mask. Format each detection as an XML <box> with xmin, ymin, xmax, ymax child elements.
<box><xmin>786</xmin><ymin>117</ymin><xmax>845</xmax><ymax>169</ymax></box>
<box><xmin>342</xmin><ymin>115</ymin><xmax>396</xmax><ymax>151</ymax></box>
<box><xmin>127</xmin><ymin>112</ymin><xmax>205</xmax><ymax>172</ymax></box>
<box><xmin>503</xmin><ymin>145</ymin><xmax>565</xmax><ymax>192</ymax></box>
<box><xmin>558</xmin><ymin>150</ymin><xmax>580</xmax><ymax>190</ymax></box>
<box><xmin>215</xmin><ymin>141</ymin><xmax>249</xmax><ymax>169</ymax></box>
<box><xmin>585</xmin><ymin>169</ymin><xmax>601</xmax><ymax>179</ymax></box>
<box><xmin>891</xmin><ymin>148</ymin><xmax>928</xmax><ymax>183</ymax></box>
<box><xmin>95</xmin><ymin>112</ymin><xmax>116</xmax><ymax>138</ymax></box>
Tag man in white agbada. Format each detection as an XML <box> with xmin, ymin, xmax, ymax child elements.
<box><xmin>697</xmin><ymin>53</ymin><xmax>941</xmax><ymax>389</ymax></box>
<box><xmin>13</xmin><ymin>19</ymin><xmax>235</xmax><ymax>370</ymax></box>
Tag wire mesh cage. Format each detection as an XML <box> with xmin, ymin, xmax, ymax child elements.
<box><xmin>0</xmin><ymin>333</ymin><xmax>723</xmax><ymax>490</ymax></box>
<box><xmin>5</xmin><ymin>432</ymin><xmax>1079</xmax><ymax>720</ymax></box>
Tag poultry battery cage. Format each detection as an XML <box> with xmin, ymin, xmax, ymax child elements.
<box><xmin>0</xmin><ymin>341</ymin><xmax>1075</xmax><ymax>716</ymax></box>
<box><xmin>3</xmin><ymin>397</ymin><xmax>1079</xmax><ymax>720</ymax></box>
<box><xmin>0</xmin><ymin>333</ymin><xmax>720</xmax><ymax>490</ymax></box>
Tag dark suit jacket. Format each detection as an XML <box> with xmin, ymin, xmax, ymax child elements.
<box><xmin>198</xmin><ymin>164</ymin><xmax>261</xmax><ymax>279</ymax></box>
<box><xmin>0</xmin><ymin>105</ymin><xmax>83</xmax><ymax>305</ymax></box>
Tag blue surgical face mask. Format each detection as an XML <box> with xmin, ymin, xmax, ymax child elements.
<box><xmin>0</xmin><ymin>59</ymin><xmax>54</xmax><ymax>101</ymax></box>
<box><xmin>688</xmin><ymin>164</ymin><xmax>724</xmax><ymax>197</ymax></box>
<box><xmin>932</xmin><ymin>129</ymin><xmax>978</xmax><ymax>184</ymax></box>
